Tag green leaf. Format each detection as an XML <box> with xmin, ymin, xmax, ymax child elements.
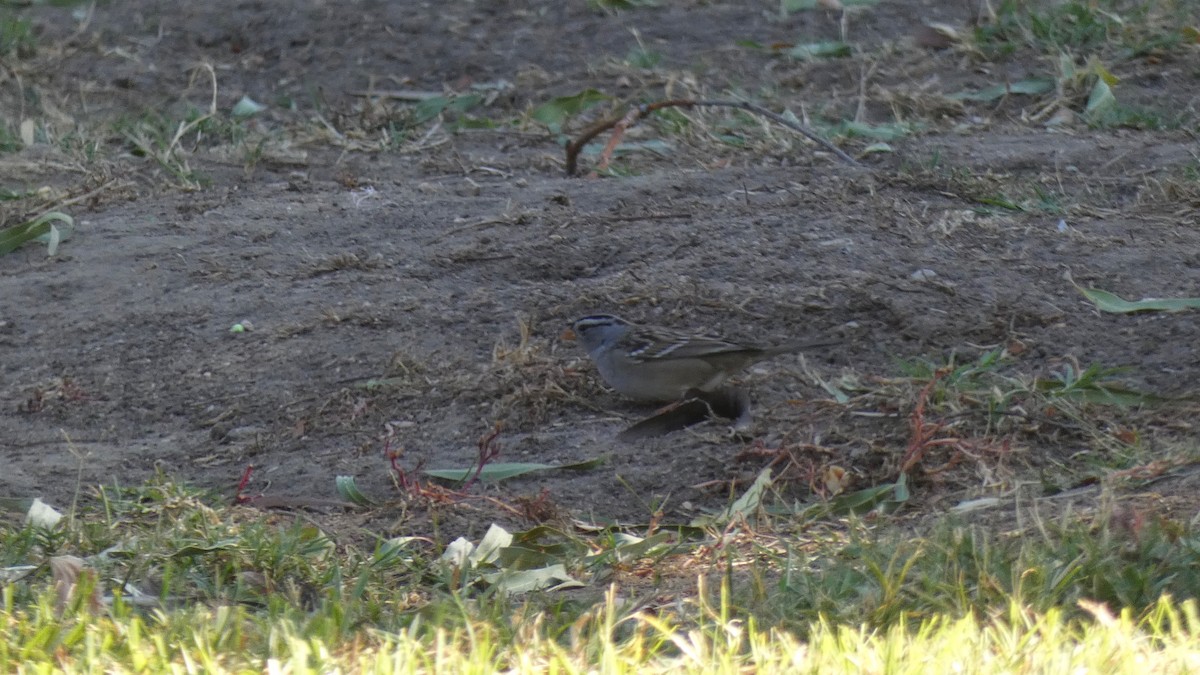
<box><xmin>949</xmin><ymin>78</ymin><xmax>1055</xmax><ymax>102</ymax></box>
<box><xmin>0</xmin><ymin>189</ymin><xmax>32</xmax><ymax>202</ymax></box>
<box><xmin>494</xmin><ymin>545</ymin><xmax>562</xmax><ymax>570</ymax></box>
<box><xmin>1073</xmin><ymin>283</ymin><xmax>1200</xmax><ymax>314</ymax></box>
<box><xmin>172</xmin><ymin>539</ymin><xmax>241</xmax><ymax>557</ymax></box>
<box><xmin>334</xmin><ymin>475</ymin><xmax>376</xmax><ymax>506</ymax></box>
<box><xmin>1034</xmin><ymin>361</ymin><xmax>1163</xmax><ymax>406</ymax></box>
<box><xmin>413</xmin><ymin>96</ymin><xmax>450</xmax><ymax>124</ymax></box>
<box><xmin>692</xmin><ymin>468</ymin><xmax>772</xmax><ymax>527</ymax></box>
<box><xmin>817</xmin><ymin>377</ymin><xmax>851</xmax><ymax>404</ymax></box>
<box><xmin>470</xmin><ymin>523</ymin><xmax>513</xmax><ymax>567</ymax></box>
<box><xmin>579</xmin><ymin>138</ymin><xmax>674</xmax><ymax>158</ymax></box>
<box><xmin>829</xmin><ymin>481</ymin><xmax>902</xmax><ymax>514</ymax></box>
<box><xmin>612</xmin><ymin>531</ymin><xmax>676</xmax><ymax>562</ymax></box>
<box><xmin>437</xmin><ymin>524</ymin><xmax>584</xmax><ymax>597</ymax></box>
<box><xmin>1085</xmin><ymin>77</ymin><xmax>1116</xmax><ymax>118</ymax></box>
<box><xmin>892</xmin><ymin>472</ymin><xmax>910</xmax><ymax>503</ymax></box>
<box><xmin>482</xmin><ymin>564</ymin><xmax>583</xmax><ymax>595</ymax></box>
<box><xmin>0</xmin><ymin>211</ymin><xmax>74</xmax><ymax>256</ymax></box>
<box><xmin>531</xmin><ymin>89</ymin><xmax>610</xmax><ymax>131</ymax></box>
<box><xmin>1034</xmin><ymin>377</ymin><xmax>1160</xmax><ymax>406</ymax></box>
<box><xmin>231</xmin><ymin>95</ymin><xmax>267</xmax><ymax>118</ymax></box>
<box><xmin>792</xmin><ymin>482</ymin><xmax>902</xmax><ymax>522</ymax></box>
<box><xmin>582</xmin><ymin>531</ymin><xmax>681</xmax><ymax>567</ymax></box>
<box><xmin>976</xmin><ymin>195</ymin><xmax>1025</xmax><ymax>211</ymax></box>
<box><xmin>625</xmin><ymin>47</ymin><xmax>662</xmax><ymax>68</ymax></box>
<box><xmin>373</xmin><ymin>538</ymin><xmax>421</xmax><ymax>566</ymax></box>
<box><xmin>787</xmin><ymin>41</ymin><xmax>852</xmax><ymax>60</ymax></box>
<box><xmin>411</xmin><ymin>93</ymin><xmax>483</xmax><ymax>125</ymax></box>
<box><xmin>424</xmin><ymin>457</ymin><xmax>604</xmax><ymax>483</ymax></box>
<box><xmin>1087</xmin><ymin>57</ymin><xmax>1120</xmax><ymax>87</ymax></box>
<box><xmin>42</xmin><ymin>224</ymin><xmax>61</xmax><ymax>256</ymax></box>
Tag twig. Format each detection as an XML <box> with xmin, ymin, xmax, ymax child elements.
<box><xmin>347</xmin><ymin>89</ymin><xmax>443</xmax><ymax>101</ymax></box>
<box><xmin>41</xmin><ymin>180</ymin><xmax>130</xmax><ymax>216</ymax></box>
<box><xmin>602</xmin><ymin>212</ymin><xmax>692</xmax><ymax>222</ymax></box>
<box><xmin>565</xmin><ymin>98</ymin><xmax>862</xmax><ymax>176</ymax></box>
<box><xmin>899</xmin><ymin>369</ymin><xmax>947</xmax><ymax>474</ymax></box>
<box><xmin>854</xmin><ymin>60</ymin><xmax>878</xmax><ymax>124</ymax></box>
<box><xmin>594</xmin><ymin>106</ymin><xmax>642</xmax><ymax>173</ymax></box>
<box><xmin>427</xmin><ymin>216</ymin><xmax>516</xmax><ymax>245</ymax></box>
<box><xmin>463</xmin><ymin>423</ymin><xmax>503</xmax><ymax>491</ymax></box>
<box><xmin>233</xmin><ymin>465</ymin><xmax>259</xmax><ymax>504</ymax></box>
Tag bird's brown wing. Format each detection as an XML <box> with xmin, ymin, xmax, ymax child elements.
<box><xmin>623</xmin><ymin>326</ymin><xmax>765</xmax><ymax>361</ymax></box>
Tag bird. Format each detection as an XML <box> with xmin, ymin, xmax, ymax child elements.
<box><xmin>564</xmin><ymin>313</ymin><xmax>837</xmax><ymax>402</ymax></box>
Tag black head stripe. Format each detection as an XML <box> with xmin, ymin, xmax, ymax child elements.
<box><xmin>572</xmin><ymin>314</ymin><xmax>627</xmax><ymax>330</ymax></box>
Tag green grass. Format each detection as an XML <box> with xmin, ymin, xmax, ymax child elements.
<box><xmin>113</xmin><ymin>108</ymin><xmax>219</xmax><ymax>188</ymax></box>
<box><xmin>4</xmin><ymin>472</ymin><xmax>1200</xmax><ymax>671</ymax></box>
<box><xmin>0</xmin><ymin>124</ymin><xmax>22</xmax><ymax>153</ymax></box>
<box><xmin>896</xmin><ymin>348</ymin><xmax>1156</xmax><ymax>426</ymax></box>
<box><xmin>0</xmin><ymin>11</ymin><xmax>35</xmax><ymax>59</ymax></box>
<box><xmin>5</xmin><ymin>584</ymin><xmax>1200</xmax><ymax>672</ymax></box>
<box><xmin>1087</xmin><ymin>102</ymin><xmax>1186</xmax><ymax>130</ymax></box>
<box><xmin>754</xmin><ymin>515</ymin><xmax>1200</xmax><ymax>630</ymax></box>
<box><xmin>975</xmin><ymin>0</ymin><xmax>1190</xmax><ymax>58</ymax></box>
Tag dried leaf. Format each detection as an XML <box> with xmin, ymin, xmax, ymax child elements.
<box><xmin>50</xmin><ymin>555</ymin><xmax>101</xmax><ymax>614</ymax></box>
<box><xmin>823</xmin><ymin>465</ymin><xmax>850</xmax><ymax>495</ymax></box>
<box><xmin>915</xmin><ymin>22</ymin><xmax>959</xmax><ymax>49</ymax></box>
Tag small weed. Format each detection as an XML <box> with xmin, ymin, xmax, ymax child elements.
<box><xmin>0</xmin><ymin>124</ymin><xmax>21</xmax><ymax>153</ymax></box>
<box><xmin>888</xmin><ymin>348</ymin><xmax>1159</xmax><ymax>484</ymax></box>
<box><xmin>625</xmin><ymin>45</ymin><xmax>662</xmax><ymax>69</ymax></box>
<box><xmin>649</xmin><ymin>106</ymin><xmax>691</xmax><ymax>136</ymax></box>
<box><xmin>897</xmin><ymin>347</ymin><xmax>1021</xmax><ymax>421</ymax></box>
<box><xmin>1032</xmin><ymin>183</ymin><xmax>1065</xmax><ymax>213</ymax></box>
<box><xmin>56</xmin><ymin>131</ymin><xmax>102</xmax><ymax>163</ymax></box>
<box><xmin>0</xmin><ymin>12</ymin><xmax>35</xmax><ymax>59</ymax></box>
<box><xmin>1034</xmin><ymin>361</ymin><xmax>1156</xmax><ymax>407</ymax></box>
<box><xmin>115</xmin><ymin>108</ymin><xmax>217</xmax><ymax>188</ymax></box>
<box><xmin>971</xmin><ymin>182</ymin><xmax>1067</xmax><ymax>214</ymax></box>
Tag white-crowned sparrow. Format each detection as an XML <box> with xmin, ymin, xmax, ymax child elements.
<box><xmin>565</xmin><ymin>314</ymin><xmax>837</xmax><ymax>402</ymax></box>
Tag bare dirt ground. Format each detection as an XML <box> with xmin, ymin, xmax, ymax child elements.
<box><xmin>2</xmin><ymin>0</ymin><xmax>1199</xmax><ymax>539</ymax></box>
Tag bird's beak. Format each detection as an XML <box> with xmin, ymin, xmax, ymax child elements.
<box><xmin>560</xmin><ymin>327</ymin><xmax>577</xmax><ymax>341</ymax></box>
